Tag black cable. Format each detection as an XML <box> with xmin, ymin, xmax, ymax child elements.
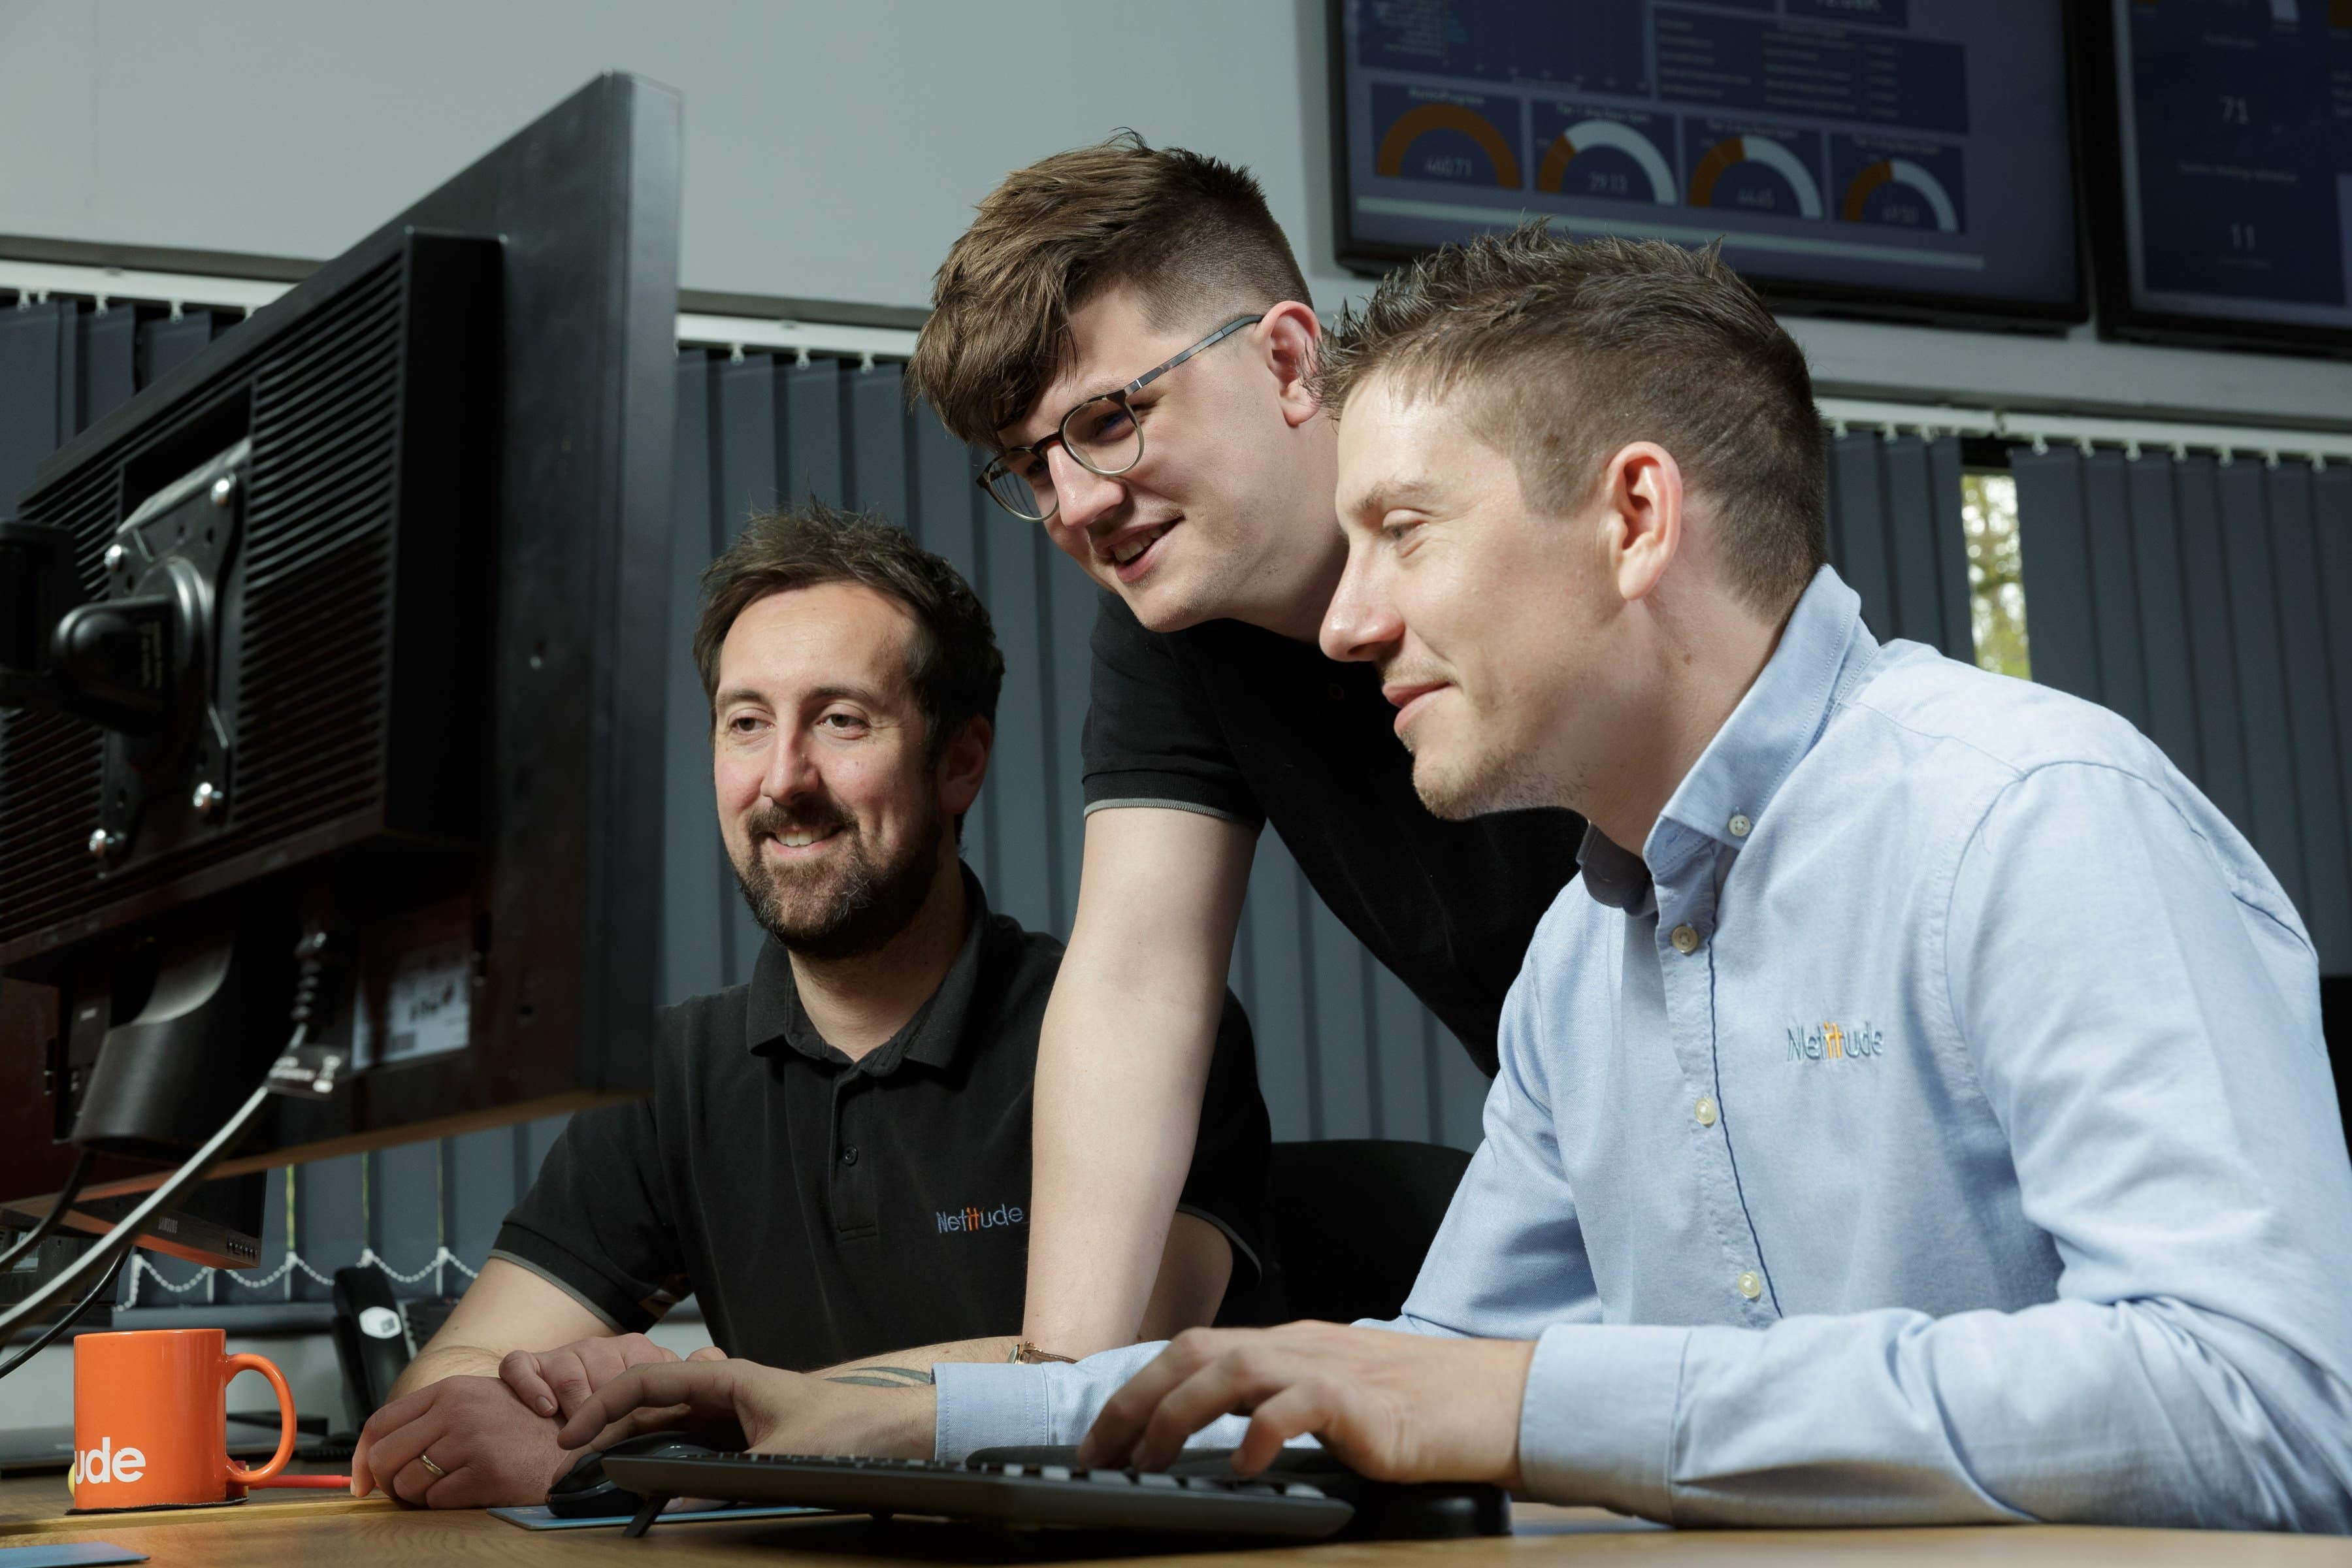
<box><xmin>0</xmin><ymin>1148</ymin><xmax>95</xmax><ymax>1275</ymax></box>
<box><xmin>0</xmin><ymin>936</ymin><xmax>333</xmax><ymax>1354</ymax></box>
<box><xmin>0</xmin><ymin>1245</ymin><xmax>127</xmax><ymax>1382</ymax></box>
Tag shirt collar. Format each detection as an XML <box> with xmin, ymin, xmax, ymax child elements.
<box><xmin>743</xmin><ymin>864</ymin><xmax>994</xmax><ymax>1075</ymax></box>
<box><xmin>1581</xmin><ymin>564</ymin><xmax>1877</xmax><ymax>907</ymax></box>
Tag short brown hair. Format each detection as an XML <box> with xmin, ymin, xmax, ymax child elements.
<box><xmin>908</xmin><ymin>131</ymin><xmax>1312</xmax><ymax>448</ymax></box>
<box><xmin>1318</xmin><ymin>225</ymin><xmax>1825</xmax><ymax>613</ymax></box>
<box><xmin>693</xmin><ymin>501</ymin><xmax>1004</xmax><ymax>762</ymax></box>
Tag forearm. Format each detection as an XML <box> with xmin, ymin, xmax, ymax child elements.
<box><xmin>1523</xmin><ymin>1300</ymin><xmax>2352</xmax><ymax>1531</ymax></box>
<box><xmin>1026</xmin><ymin>978</ymin><xmax>1221</xmax><ymax>1354</ymax></box>
<box><xmin>387</xmin><ymin>1339</ymin><xmax>510</xmax><ymax>1399</ymax></box>
<box><xmin>1026</xmin><ymin>809</ymin><xmax>1252</xmax><ymax>1356</ymax></box>
<box><xmin>815</xmin><ymin>1337</ymin><xmax>1019</xmax><ymax>1385</ymax></box>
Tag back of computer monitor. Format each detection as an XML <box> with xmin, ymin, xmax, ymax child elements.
<box><xmin>0</xmin><ymin>73</ymin><xmax>682</xmax><ymax>1220</ymax></box>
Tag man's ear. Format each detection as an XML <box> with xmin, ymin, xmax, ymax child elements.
<box><xmin>1262</xmin><ymin>301</ymin><xmax>1323</xmax><ymax>431</ymax></box>
<box><xmin>937</xmin><ymin>716</ymin><xmax>992</xmax><ymax>819</ymax></box>
<box><xmin>1600</xmin><ymin>442</ymin><xmax>1685</xmax><ymax>604</ymax></box>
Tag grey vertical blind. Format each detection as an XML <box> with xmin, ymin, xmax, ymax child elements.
<box><xmin>1</xmin><ymin>310</ymin><xmax>1495</xmax><ymax>1313</ymax></box>
<box><xmin>2012</xmin><ymin>447</ymin><xmax>2352</xmax><ymax>976</ymax></box>
<box><xmin>1823</xmin><ymin>430</ymin><xmax>1975</xmax><ymax>661</ymax></box>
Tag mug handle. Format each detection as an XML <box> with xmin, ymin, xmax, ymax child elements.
<box><xmin>222</xmin><ymin>1351</ymin><xmax>297</xmax><ymax>1483</ymax></box>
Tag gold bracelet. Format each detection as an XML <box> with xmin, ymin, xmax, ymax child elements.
<box><xmin>1009</xmin><ymin>1340</ymin><xmax>1077</xmax><ymax>1365</ymax></box>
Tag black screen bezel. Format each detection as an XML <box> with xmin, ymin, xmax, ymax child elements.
<box><xmin>2080</xmin><ymin>0</ymin><xmax>2352</xmax><ymax>359</ymax></box>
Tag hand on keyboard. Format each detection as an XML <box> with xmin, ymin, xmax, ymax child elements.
<box><xmin>1079</xmin><ymin>1322</ymin><xmax>1538</xmax><ymax>1486</ymax></box>
<box><xmin>553</xmin><ymin>1356</ymin><xmax>936</xmax><ymax>1463</ymax></box>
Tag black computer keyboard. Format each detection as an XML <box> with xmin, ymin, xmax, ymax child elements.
<box><xmin>598</xmin><ymin>1446</ymin><xmax>1509</xmax><ymax>1542</ymax></box>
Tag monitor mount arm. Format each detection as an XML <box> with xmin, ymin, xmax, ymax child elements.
<box><xmin>0</xmin><ymin>439</ymin><xmax>248</xmax><ymax>876</ymax></box>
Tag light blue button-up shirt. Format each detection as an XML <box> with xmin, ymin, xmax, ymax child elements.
<box><xmin>934</xmin><ymin>566</ymin><xmax>2352</xmax><ymax>1530</ymax></box>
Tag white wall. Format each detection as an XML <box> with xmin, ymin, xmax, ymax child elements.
<box><xmin>3</xmin><ymin>0</ymin><xmax>2349</xmax><ymax>431</ymax></box>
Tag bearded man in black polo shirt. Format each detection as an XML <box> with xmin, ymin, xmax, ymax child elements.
<box><xmin>903</xmin><ymin>135</ymin><xmax>1587</xmax><ymax>1359</ymax></box>
<box><xmin>348</xmin><ymin>504</ymin><xmax>1269</xmax><ymax>1508</ymax></box>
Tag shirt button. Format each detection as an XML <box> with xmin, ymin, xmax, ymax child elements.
<box><xmin>1727</xmin><ymin>813</ymin><xmax>1752</xmax><ymax>838</ymax></box>
<box><xmin>1327</xmin><ymin>682</ymin><xmax>1345</xmax><ymax>701</ymax></box>
<box><xmin>1695</xmin><ymin>1096</ymin><xmax>1718</xmax><ymax>1127</ymax></box>
<box><xmin>1737</xmin><ymin>1271</ymin><xmax>1763</xmax><ymax>1301</ymax></box>
<box><xmin>1670</xmin><ymin>923</ymin><xmax>1701</xmax><ymax>955</ymax></box>
<box><xmin>839</xmin><ymin>1145</ymin><xmax>859</xmax><ymax>1166</ymax></box>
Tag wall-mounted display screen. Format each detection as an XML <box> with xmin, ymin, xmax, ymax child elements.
<box><xmin>1330</xmin><ymin>0</ymin><xmax>2083</xmax><ymax>326</ymax></box>
<box><xmin>2098</xmin><ymin>0</ymin><xmax>2352</xmax><ymax>352</ymax></box>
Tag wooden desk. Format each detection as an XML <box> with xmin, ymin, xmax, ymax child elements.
<box><xmin>4</xmin><ymin>1467</ymin><xmax>2349</xmax><ymax>1565</ymax></box>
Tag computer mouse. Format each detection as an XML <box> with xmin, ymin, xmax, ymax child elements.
<box><xmin>545</xmin><ymin>1432</ymin><xmax>722</xmax><ymax>1518</ymax></box>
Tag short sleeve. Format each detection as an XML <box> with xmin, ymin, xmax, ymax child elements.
<box><xmin>1174</xmin><ymin>988</ymin><xmax>1274</xmax><ymax>1303</ymax></box>
<box><xmin>491</xmin><ymin>1099</ymin><xmax>692</xmax><ymax>1333</ymax></box>
<box><xmin>1080</xmin><ymin>590</ymin><xmax>1262</xmax><ymax>827</ymax></box>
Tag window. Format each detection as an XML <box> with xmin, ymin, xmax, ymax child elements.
<box><xmin>1962</xmin><ymin>470</ymin><xmax>2029</xmax><ymax>681</ymax></box>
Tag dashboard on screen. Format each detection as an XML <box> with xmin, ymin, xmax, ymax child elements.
<box><xmin>2094</xmin><ymin>0</ymin><xmax>2352</xmax><ymax>355</ymax></box>
<box><xmin>1330</xmin><ymin>0</ymin><xmax>2084</xmax><ymax>327</ymax></box>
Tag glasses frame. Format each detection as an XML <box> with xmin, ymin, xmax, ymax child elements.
<box><xmin>976</xmin><ymin>313</ymin><xmax>1266</xmax><ymax>523</ymax></box>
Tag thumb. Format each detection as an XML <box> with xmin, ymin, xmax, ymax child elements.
<box><xmin>556</xmin><ymin>1361</ymin><xmax>748</xmax><ymax>1450</ymax></box>
<box><xmin>499</xmin><ymin>1347</ymin><xmax>560</xmax><ymax>1418</ymax></box>
<box><xmin>687</xmin><ymin>1345</ymin><xmax>728</xmax><ymax>1362</ymax></box>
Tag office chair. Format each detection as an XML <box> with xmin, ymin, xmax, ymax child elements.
<box><xmin>1265</xmin><ymin>1139</ymin><xmax>1473</xmax><ymax>1326</ymax></box>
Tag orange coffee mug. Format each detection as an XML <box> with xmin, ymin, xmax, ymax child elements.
<box><xmin>72</xmin><ymin>1328</ymin><xmax>295</xmax><ymax>1510</ymax></box>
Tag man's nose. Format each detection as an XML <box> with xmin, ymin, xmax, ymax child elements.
<box><xmin>1044</xmin><ymin>443</ymin><xmax>1126</xmax><ymax>538</ymax></box>
<box><xmin>760</xmin><ymin>728</ymin><xmax>822</xmax><ymax>803</ymax></box>
<box><xmin>1320</xmin><ymin>542</ymin><xmax>1403</xmax><ymax>665</ymax></box>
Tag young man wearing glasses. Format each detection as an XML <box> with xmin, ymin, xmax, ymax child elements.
<box><xmin>904</xmin><ymin>135</ymin><xmax>1586</xmax><ymax>1358</ymax></box>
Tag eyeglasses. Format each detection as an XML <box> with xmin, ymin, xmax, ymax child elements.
<box><xmin>976</xmin><ymin>314</ymin><xmax>1264</xmax><ymax>523</ymax></box>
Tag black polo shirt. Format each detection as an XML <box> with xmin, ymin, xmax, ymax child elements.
<box><xmin>1081</xmin><ymin>592</ymin><xmax>1586</xmax><ymax>1077</ymax></box>
<box><xmin>491</xmin><ymin>870</ymin><xmax>1271</xmax><ymax>1371</ymax></box>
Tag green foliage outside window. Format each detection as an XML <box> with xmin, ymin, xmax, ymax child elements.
<box><xmin>1963</xmin><ymin>470</ymin><xmax>2031</xmax><ymax>682</ymax></box>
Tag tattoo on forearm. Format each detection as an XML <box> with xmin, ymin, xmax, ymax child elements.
<box><xmin>825</xmin><ymin>1365</ymin><xmax>934</xmax><ymax>1388</ymax></box>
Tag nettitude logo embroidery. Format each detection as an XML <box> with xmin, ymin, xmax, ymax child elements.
<box><xmin>71</xmin><ymin>1435</ymin><xmax>146</xmax><ymax>1487</ymax></box>
<box><xmin>1785</xmin><ymin>1020</ymin><xmax>1886</xmax><ymax>1064</ymax></box>
<box><xmin>936</xmin><ymin>1201</ymin><xmax>1025</xmax><ymax>1234</ymax></box>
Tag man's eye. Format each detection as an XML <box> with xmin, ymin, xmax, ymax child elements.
<box><xmin>821</xmin><ymin>713</ymin><xmax>866</xmax><ymax>731</ymax></box>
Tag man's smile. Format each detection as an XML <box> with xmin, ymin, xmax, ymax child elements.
<box><xmin>1382</xmin><ymin>679</ymin><xmax>1450</xmax><ymax>738</ymax></box>
<box><xmin>1094</xmin><ymin>518</ymin><xmax>1181</xmax><ymax>581</ymax></box>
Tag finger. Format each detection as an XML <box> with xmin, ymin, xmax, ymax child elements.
<box><xmin>556</xmin><ymin>1361</ymin><xmax>749</xmax><ymax>1448</ymax></box>
<box><xmin>1233</xmin><ymin>1384</ymin><xmax>1333</xmax><ymax>1477</ymax></box>
<box><xmin>687</xmin><ymin>1345</ymin><xmax>728</xmax><ymax>1362</ymax></box>
<box><xmin>361</xmin><ymin>1409</ymin><xmax>453</xmax><ymax>1503</ymax></box>
<box><xmin>391</xmin><ymin>1448</ymin><xmax>464</xmax><ymax>1508</ymax></box>
<box><xmin>538</xmin><ymin>1350</ymin><xmax>600</xmax><ymax>1422</ymax></box>
<box><xmin>1130</xmin><ymin>1349</ymin><xmax>1294</xmax><ymax>1474</ymax></box>
<box><xmin>413</xmin><ymin>1458</ymin><xmax>510</xmax><ymax>1511</ymax></box>
<box><xmin>351</xmin><ymin>1386</ymin><xmax>443</xmax><ymax>1494</ymax></box>
<box><xmin>1078</xmin><ymin>1330</ymin><xmax>1232</xmax><ymax>1467</ymax></box>
<box><xmin>589</xmin><ymin>1402</ymin><xmax>698</xmax><ymax>1449</ymax></box>
<box><xmin>613</xmin><ymin>1332</ymin><xmax>680</xmax><ymax>1370</ymax></box>
<box><xmin>500</xmin><ymin>1349</ymin><xmax>560</xmax><ymax>1419</ymax></box>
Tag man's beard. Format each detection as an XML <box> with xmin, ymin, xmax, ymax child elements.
<box><xmin>730</xmin><ymin>793</ymin><xmax>945</xmax><ymax>962</ymax></box>
<box><xmin>1405</xmin><ymin>724</ymin><xmax>1571</xmax><ymax>822</ymax></box>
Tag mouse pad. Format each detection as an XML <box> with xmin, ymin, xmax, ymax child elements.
<box><xmin>488</xmin><ymin>1503</ymin><xmax>826</xmax><ymax>1530</ymax></box>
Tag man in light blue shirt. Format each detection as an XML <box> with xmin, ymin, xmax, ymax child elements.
<box><xmin>555</xmin><ymin>229</ymin><xmax>2352</xmax><ymax>1529</ymax></box>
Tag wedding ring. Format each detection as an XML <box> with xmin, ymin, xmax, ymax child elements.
<box><xmin>417</xmin><ymin>1452</ymin><xmax>449</xmax><ymax>1480</ymax></box>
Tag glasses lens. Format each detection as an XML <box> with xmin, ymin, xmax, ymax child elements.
<box><xmin>1064</xmin><ymin>395</ymin><xmax>1142</xmax><ymax>477</ymax></box>
<box><xmin>983</xmin><ymin>453</ymin><xmax>1053</xmax><ymax>521</ymax></box>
